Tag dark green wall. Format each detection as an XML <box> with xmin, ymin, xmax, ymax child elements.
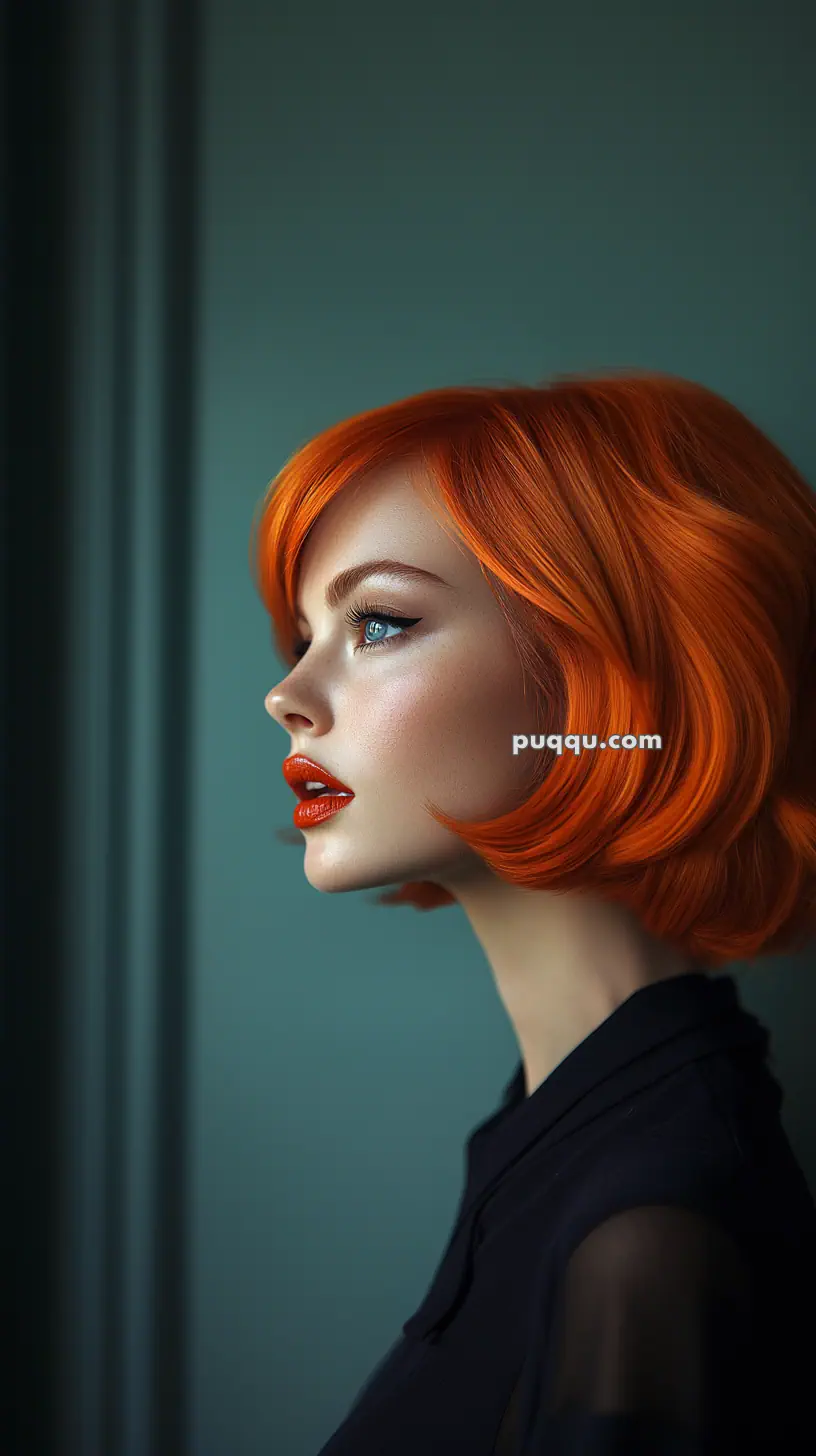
<box><xmin>9</xmin><ymin>2</ymin><xmax>815</xmax><ymax>1453</ymax></box>
<box><xmin>195</xmin><ymin>7</ymin><xmax>815</xmax><ymax>1446</ymax></box>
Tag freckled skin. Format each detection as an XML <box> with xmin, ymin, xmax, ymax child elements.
<box><xmin>265</xmin><ymin>462</ymin><xmax>540</xmax><ymax>896</ymax></box>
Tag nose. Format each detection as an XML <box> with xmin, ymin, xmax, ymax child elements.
<box><xmin>264</xmin><ymin>685</ymin><xmax>314</xmax><ymax>732</ymax></box>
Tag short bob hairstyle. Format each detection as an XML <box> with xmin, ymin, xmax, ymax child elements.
<box><xmin>250</xmin><ymin>369</ymin><xmax>816</xmax><ymax>970</ymax></box>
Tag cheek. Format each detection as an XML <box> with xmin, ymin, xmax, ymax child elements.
<box><xmin>343</xmin><ymin>643</ymin><xmax>534</xmax><ymax>809</ymax></box>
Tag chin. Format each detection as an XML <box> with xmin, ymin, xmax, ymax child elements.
<box><xmin>302</xmin><ymin>856</ymin><xmax>404</xmax><ymax>895</ymax></box>
<box><xmin>301</xmin><ymin>832</ymin><xmax>480</xmax><ymax>896</ymax></box>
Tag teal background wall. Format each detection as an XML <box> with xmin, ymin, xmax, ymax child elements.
<box><xmin>193</xmin><ymin>5</ymin><xmax>815</xmax><ymax>1453</ymax></box>
<box><xmin>9</xmin><ymin>1</ymin><xmax>814</xmax><ymax>1454</ymax></box>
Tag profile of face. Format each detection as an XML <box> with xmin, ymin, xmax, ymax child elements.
<box><xmin>264</xmin><ymin>463</ymin><xmax>541</xmax><ymax>896</ymax></box>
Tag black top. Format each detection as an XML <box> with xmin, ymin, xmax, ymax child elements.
<box><xmin>316</xmin><ymin>971</ymin><xmax>816</xmax><ymax>1454</ymax></box>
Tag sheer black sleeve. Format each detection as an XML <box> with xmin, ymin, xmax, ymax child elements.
<box><xmin>511</xmin><ymin>1204</ymin><xmax>758</xmax><ymax>1455</ymax></box>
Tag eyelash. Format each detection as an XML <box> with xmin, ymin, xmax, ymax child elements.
<box><xmin>292</xmin><ymin>598</ymin><xmax>422</xmax><ymax>661</ymax></box>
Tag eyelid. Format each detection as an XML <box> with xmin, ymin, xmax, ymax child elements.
<box><xmin>294</xmin><ymin>592</ymin><xmax>408</xmax><ymax>636</ymax></box>
<box><xmin>293</xmin><ymin>570</ymin><xmax>435</xmax><ymax>637</ymax></box>
<box><xmin>291</xmin><ymin>598</ymin><xmax>422</xmax><ymax>661</ymax></box>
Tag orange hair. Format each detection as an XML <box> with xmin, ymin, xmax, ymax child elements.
<box><xmin>249</xmin><ymin>369</ymin><xmax>816</xmax><ymax>969</ymax></box>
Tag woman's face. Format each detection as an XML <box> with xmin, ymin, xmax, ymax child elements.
<box><xmin>265</xmin><ymin>462</ymin><xmax>540</xmax><ymax>895</ymax></box>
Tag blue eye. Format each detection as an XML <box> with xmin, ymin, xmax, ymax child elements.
<box><xmin>291</xmin><ymin>599</ymin><xmax>422</xmax><ymax>661</ymax></box>
<box><xmin>345</xmin><ymin>598</ymin><xmax>422</xmax><ymax>653</ymax></box>
<box><xmin>352</xmin><ymin>612</ymin><xmax>419</xmax><ymax>652</ymax></box>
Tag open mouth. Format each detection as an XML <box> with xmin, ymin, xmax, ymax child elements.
<box><xmin>282</xmin><ymin>756</ymin><xmax>355</xmax><ymax>825</ymax></box>
<box><xmin>299</xmin><ymin>781</ymin><xmax>353</xmax><ymax>801</ymax></box>
<box><xmin>283</xmin><ymin>755</ymin><xmax>354</xmax><ymax>798</ymax></box>
<box><xmin>291</xmin><ymin>785</ymin><xmax>354</xmax><ymax>829</ymax></box>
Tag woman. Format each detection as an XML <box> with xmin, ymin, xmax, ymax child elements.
<box><xmin>253</xmin><ymin>370</ymin><xmax>816</xmax><ymax>1453</ymax></box>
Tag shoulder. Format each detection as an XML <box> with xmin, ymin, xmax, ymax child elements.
<box><xmin>554</xmin><ymin>1202</ymin><xmax>755</xmax><ymax>1344</ymax></box>
<box><xmin>547</xmin><ymin>1204</ymin><xmax>756</xmax><ymax>1417</ymax></box>
<box><xmin>563</xmin><ymin>1202</ymin><xmax>752</xmax><ymax>1293</ymax></box>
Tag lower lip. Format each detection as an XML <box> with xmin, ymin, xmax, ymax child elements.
<box><xmin>293</xmin><ymin>793</ymin><xmax>354</xmax><ymax>829</ymax></box>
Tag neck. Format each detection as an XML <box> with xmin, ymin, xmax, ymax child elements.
<box><xmin>438</xmin><ymin>864</ymin><xmax>699</xmax><ymax>1096</ymax></box>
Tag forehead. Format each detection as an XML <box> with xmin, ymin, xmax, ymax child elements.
<box><xmin>294</xmin><ymin>463</ymin><xmax>476</xmax><ymax>607</ymax></box>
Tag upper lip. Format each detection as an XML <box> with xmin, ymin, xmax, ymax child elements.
<box><xmin>282</xmin><ymin>754</ymin><xmax>355</xmax><ymax>800</ymax></box>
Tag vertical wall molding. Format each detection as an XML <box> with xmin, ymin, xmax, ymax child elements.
<box><xmin>58</xmin><ymin>1</ymin><xmax>202</xmax><ymax>1452</ymax></box>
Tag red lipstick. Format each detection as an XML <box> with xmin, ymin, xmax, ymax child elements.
<box><xmin>282</xmin><ymin>754</ymin><xmax>355</xmax><ymax>830</ymax></box>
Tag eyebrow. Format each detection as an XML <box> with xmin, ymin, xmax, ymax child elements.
<box><xmin>295</xmin><ymin>558</ymin><xmax>453</xmax><ymax>626</ymax></box>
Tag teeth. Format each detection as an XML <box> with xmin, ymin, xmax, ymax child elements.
<box><xmin>300</xmin><ymin>777</ymin><xmax>352</xmax><ymax>797</ymax></box>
